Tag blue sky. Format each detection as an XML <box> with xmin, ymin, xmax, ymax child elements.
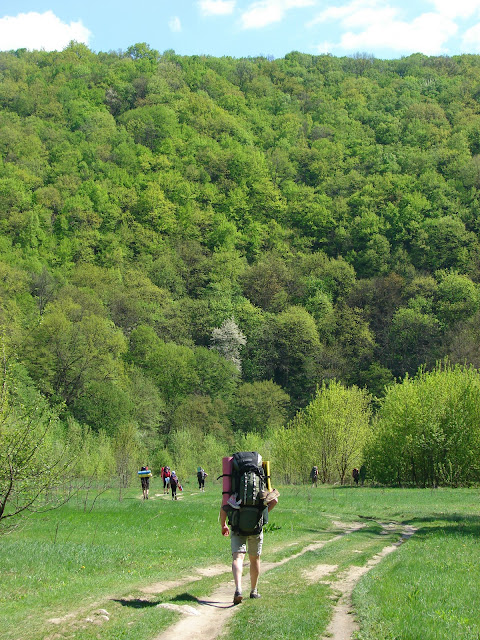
<box><xmin>1</xmin><ymin>0</ymin><xmax>480</xmax><ymax>59</ymax></box>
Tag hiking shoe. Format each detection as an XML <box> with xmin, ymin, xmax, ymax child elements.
<box><xmin>250</xmin><ymin>589</ymin><xmax>261</xmax><ymax>599</ymax></box>
<box><xmin>233</xmin><ymin>591</ymin><xmax>243</xmax><ymax>605</ymax></box>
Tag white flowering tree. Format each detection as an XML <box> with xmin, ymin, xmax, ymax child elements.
<box><xmin>210</xmin><ymin>317</ymin><xmax>247</xmax><ymax>373</ymax></box>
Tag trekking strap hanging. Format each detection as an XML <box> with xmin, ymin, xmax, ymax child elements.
<box><xmin>218</xmin><ymin>472</ymin><xmax>232</xmax><ymax>495</ymax></box>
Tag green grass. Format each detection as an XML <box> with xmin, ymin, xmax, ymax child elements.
<box><xmin>226</xmin><ymin>559</ymin><xmax>332</xmax><ymax>640</ymax></box>
<box><xmin>353</xmin><ymin>516</ymin><xmax>480</xmax><ymax>640</ymax></box>
<box><xmin>2</xmin><ymin>481</ymin><xmax>480</xmax><ymax>639</ymax></box>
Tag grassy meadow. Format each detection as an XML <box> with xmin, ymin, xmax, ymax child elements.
<box><xmin>2</xmin><ymin>478</ymin><xmax>480</xmax><ymax>640</ymax></box>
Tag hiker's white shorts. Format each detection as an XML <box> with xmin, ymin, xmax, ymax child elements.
<box><xmin>231</xmin><ymin>531</ymin><xmax>263</xmax><ymax>556</ymax></box>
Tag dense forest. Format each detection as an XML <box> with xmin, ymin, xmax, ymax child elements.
<box><xmin>3</xmin><ymin>43</ymin><xmax>480</xmax><ymax>493</ymax></box>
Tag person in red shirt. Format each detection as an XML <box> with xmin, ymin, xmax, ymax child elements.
<box><xmin>162</xmin><ymin>466</ymin><xmax>171</xmax><ymax>494</ymax></box>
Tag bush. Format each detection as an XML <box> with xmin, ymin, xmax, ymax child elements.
<box><xmin>366</xmin><ymin>361</ymin><xmax>480</xmax><ymax>486</ymax></box>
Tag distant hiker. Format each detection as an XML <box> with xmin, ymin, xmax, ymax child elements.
<box><xmin>197</xmin><ymin>467</ymin><xmax>208</xmax><ymax>491</ymax></box>
<box><xmin>170</xmin><ymin>471</ymin><xmax>180</xmax><ymax>500</ymax></box>
<box><xmin>220</xmin><ymin>451</ymin><xmax>279</xmax><ymax>605</ymax></box>
<box><xmin>310</xmin><ymin>465</ymin><xmax>319</xmax><ymax>487</ymax></box>
<box><xmin>352</xmin><ymin>468</ymin><xmax>360</xmax><ymax>485</ymax></box>
<box><xmin>162</xmin><ymin>466</ymin><xmax>171</xmax><ymax>494</ymax></box>
<box><xmin>359</xmin><ymin>464</ymin><xmax>367</xmax><ymax>486</ymax></box>
<box><xmin>140</xmin><ymin>466</ymin><xmax>151</xmax><ymax>500</ymax></box>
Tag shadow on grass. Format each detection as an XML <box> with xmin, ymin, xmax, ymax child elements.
<box><xmin>170</xmin><ymin>593</ymin><xmax>199</xmax><ymax>603</ymax></box>
<box><xmin>296</xmin><ymin>526</ymin><xmax>330</xmax><ymax>533</ymax></box>
<box><xmin>113</xmin><ymin>592</ymin><xmax>234</xmax><ymax>610</ymax></box>
<box><xmin>112</xmin><ymin>593</ymin><xmax>200</xmax><ymax>606</ymax></box>
<box><xmin>353</xmin><ymin>512</ymin><xmax>480</xmax><ymax>539</ymax></box>
<box><xmin>341</xmin><ymin>511</ymin><xmax>480</xmax><ymax>541</ymax></box>
<box><xmin>401</xmin><ymin>514</ymin><xmax>480</xmax><ymax>538</ymax></box>
<box><xmin>172</xmin><ymin>591</ymin><xmax>237</xmax><ymax>609</ymax></box>
<box><xmin>112</xmin><ymin>598</ymin><xmax>158</xmax><ymax>608</ymax></box>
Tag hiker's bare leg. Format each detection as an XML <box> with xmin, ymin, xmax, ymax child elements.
<box><xmin>232</xmin><ymin>552</ymin><xmax>245</xmax><ymax>592</ymax></box>
<box><xmin>249</xmin><ymin>554</ymin><xmax>260</xmax><ymax>591</ymax></box>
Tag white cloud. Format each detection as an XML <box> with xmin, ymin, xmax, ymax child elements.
<box><xmin>462</xmin><ymin>22</ymin><xmax>480</xmax><ymax>50</ymax></box>
<box><xmin>341</xmin><ymin>6</ymin><xmax>400</xmax><ymax>29</ymax></box>
<box><xmin>428</xmin><ymin>0</ymin><xmax>480</xmax><ymax>20</ymax></box>
<box><xmin>198</xmin><ymin>0</ymin><xmax>236</xmax><ymax>15</ymax></box>
<box><xmin>240</xmin><ymin>0</ymin><xmax>315</xmax><ymax>30</ymax></box>
<box><xmin>335</xmin><ymin>12</ymin><xmax>457</xmax><ymax>54</ymax></box>
<box><xmin>169</xmin><ymin>16</ymin><xmax>182</xmax><ymax>32</ymax></box>
<box><xmin>310</xmin><ymin>0</ymin><xmax>383</xmax><ymax>26</ymax></box>
<box><xmin>0</xmin><ymin>11</ymin><xmax>91</xmax><ymax>51</ymax></box>
<box><xmin>311</xmin><ymin>1</ymin><xmax>457</xmax><ymax>55</ymax></box>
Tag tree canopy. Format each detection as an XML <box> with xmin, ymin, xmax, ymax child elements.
<box><xmin>2</xmin><ymin>45</ymin><xmax>480</xmax><ymax>484</ymax></box>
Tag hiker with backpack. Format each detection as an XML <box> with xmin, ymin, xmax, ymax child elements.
<box><xmin>197</xmin><ymin>467</ymin><xmax>208</xmax><ymax>491</ymax></box>
<box><xmin>310</xmin><ymin>465</ymin><xmax>319</xmax><ymax>487</ymax></box>
<box><xmin>170</xmin><ymin>470</ymin><xmax>180</xmax><ymax>500</ymax></box>
<box><xmin>352</xmin><ymin>468</ymin><xmax>360</xmax><ymax>485</ymax></box>
<box><xmin>219</xmin><ymin>451</ymin><xmax>279</xmax><ymax>605</ymax></box>
<box><xmin>139</xmin><ymin>466</ymin><xmax>151</xmax><ymax>500</ymax></box>
<box><xmin>162</xmin><ymin>466</ymin><xmax>171</xmax><ymax>494</ymax></box>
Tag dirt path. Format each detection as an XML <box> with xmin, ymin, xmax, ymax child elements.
<box><xmin>321</xmin><ymin>525</ymin><xmax>417</xmax><ymax>640</ymax></box>
<box><xmin>151</xmin><ymin>522</ymin><xmax>416</xmax><ymax>640</ymax></box>
<box><xmin>151</xmin><ymin>523</ymin><xmax>365</xmax><ymax>640</ymax></box>
<box><xmin>154</xmin><ymin>579</ymin><xmax>237</xmax><ymax>640</ymax></box>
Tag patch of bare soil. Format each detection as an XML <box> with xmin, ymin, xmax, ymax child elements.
<box><xmin>196</xmin><ymin>564</ymin><xmax>231</xmax><ymax>577</ymax></box>
<box><xmin>45</xmin><ymin>608</ymin><xmax>111</xmax><ymax>638</ymax></box>
<box><xmin>332</xmin><ymin>520</ymin><xmax>355</xmax><ymax>529</ymax></box>
<box><xmin>47</xmin><ymin>613</ymin><xmax>77</xmax><ymax>625</ymax></box>
<box><xmin>321</xmin><ymin>525</ymin><xmax>417</xmax><ymax>640</ymax></box>
<box><xmin>303</xmin><ymin>563</ymin><xmax>338</xmax><ymax>583</ymax></box>
<box><xmin>157</xmin><ymin>602</ymin><xmax>201</xmax><ymax>616</ymax></box>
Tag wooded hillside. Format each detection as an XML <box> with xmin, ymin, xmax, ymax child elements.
<box><xmin>2</xmin><ymin>43</ymin><xmax>480</xmax><ymax>475</ymax></box>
